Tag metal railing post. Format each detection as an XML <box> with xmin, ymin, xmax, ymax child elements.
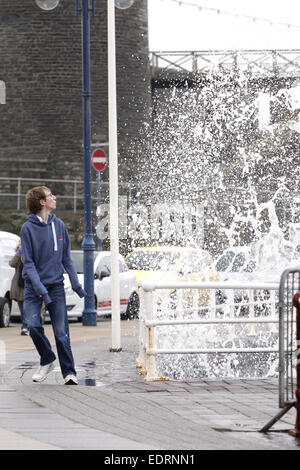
<box><xmin>143</xmin><ymin>286</ymin><xmax>168</xmax><ymax>382</ymax></box>
<box><xmin>144</xmin><ymin>288</ymin><xmax>157</xmax><ymax>381</ymax></box>
<box><xmin>136</xmin><ymin>287</ymin><xmax>147</xmax><ymax>373</ymax></box>
<box><xmin>248</xmin><ymin>289</ymin><xmax>256</xmax><ymax>337</ymax></box>
<box><xmin>288</xmin><ymin>292</ymin><xmax>300</xmax><ymax>436</ymax></box>
<box><xmin>17</xmin><ymin>178</ymin><xmax>21</xmax><ymax>210</ymax></box>
<box><xmin>74</xmin><ymin>181</ymin><xmax>77</xmax><ymax>213</ymax></box>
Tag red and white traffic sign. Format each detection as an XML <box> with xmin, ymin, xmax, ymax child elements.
<box><xmin>92</xmin><ymin>148</ymin><xmax>107</xmax><ymax>172</ymax></box>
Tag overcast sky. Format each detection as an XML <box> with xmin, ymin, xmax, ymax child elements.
<box><xmin>147</xmin><ymin>0</ymin><xmax>300</xmax><ymax>51</ymax></box>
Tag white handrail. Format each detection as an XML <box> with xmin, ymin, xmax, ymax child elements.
<box><xmin>147</xmin><ymin>348</ymin><xmax>278</xmax><ymax>355</ymax></box>
<box><xmin>141</xmin><ymin>280</ymin><xmax>279</xmax><ymax>291</ymax></box>
<box><xmin>137</xmin><ymin>280</ymin><xmax>280</xmax><ymax>382</ymax></box>
<box><xmin>145</xmin><ymin>318</ymin><xmax>279</xmax><ymax>327</ymax></box>
<box><xmin>0</xmin><ymin>176</ymin><xmax>130</xmax><ymax>212</ymax></box>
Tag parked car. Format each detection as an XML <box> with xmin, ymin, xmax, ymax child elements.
<box><xmin>216</xmin><ymin>231</ymin><xmax>300</xmax><ymax>284</ymax></box>
<box><xmin>64</xmin><ymin>250</ymin><xmax>139</xmax><ymax>320</ymax></box>
<box><xmin>0</xmin><ymin>231</ymin><xmax>20</xmax><ymax>327</ymax></box>
<box><xmin>215</xmin><ymin>245</ymin><xmax>282</xmax><ymax>316</ymax></box>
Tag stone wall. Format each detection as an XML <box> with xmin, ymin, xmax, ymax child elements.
<box><xmin>0</xmin><ymin>0</ymin><xmax>151</xmax><ymax>188</ymax></box>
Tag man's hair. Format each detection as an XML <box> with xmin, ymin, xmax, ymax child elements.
<box><xmin>26</xmin><ymin>186</ymin><xmax>50</xmax><ymax>214</ymax></box>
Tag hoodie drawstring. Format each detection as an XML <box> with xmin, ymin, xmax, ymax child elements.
<box><xmin>51</xmin><ymin>222</ymin><xmax>58</xmax><ymax>251</ymax></box>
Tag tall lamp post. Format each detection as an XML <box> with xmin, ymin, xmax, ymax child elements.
<box><xmin>78</xmin><ymin>0</ymin><xmax>97</xmax><ymax>326</ymax></box>
<box><xmin>35</xmin><ymin>0</ymin><xmax>96</xmax><ymax>326</ymax></box>
<box><xmin>35</xmin><ymin>0</ymin><xmax>136</xmax><ymax>333</ymax></box>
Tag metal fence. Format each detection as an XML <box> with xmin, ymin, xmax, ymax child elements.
<box><xmin>278</xmin><ymin>267</ymin><xmax>300</xmax><ymax>407</ymax></box>
<box><xmin>150</xmin><ymin>49</ymin><xmax>300</xmax><ymax>78</ymax></box>
<box><xmin>259</xmin><ymin>266</ymin><xmax>300</xmax><ymax>432</ymax></box>
<box><xmin>0</xmin><ymin>176</ymin><xmax>113</xmax><ymax>212</ymax></box>
<box><xmin>137</xmin><ymin>280</ymin><xmax>279</xmax><ymax>382</ymax></box>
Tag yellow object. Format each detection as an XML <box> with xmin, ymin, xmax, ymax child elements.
<box><xmin>126</xmin><ymin>246</ymin><xmax>219</xmax><ymax>308</ymax></box>
<box><xmin>126</xmin><ymin>245</ymin><xmax>219</xmax><ymax>284</ymax></box>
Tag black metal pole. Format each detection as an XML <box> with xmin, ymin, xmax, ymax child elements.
<box><xmin>77</xmin><ymin>0</ymin><xmax>96</xmax><ymax>325</ymax></box>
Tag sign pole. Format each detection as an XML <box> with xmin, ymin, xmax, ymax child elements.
<box><xmin>92</xmin><ymin>148</ymin><xmax>108</xmax><ymax>252</ymax></box>
<box><xmin>96</xmin><ymin>171</ymin><xmax>102</xmax><ymax>251</ymax></box>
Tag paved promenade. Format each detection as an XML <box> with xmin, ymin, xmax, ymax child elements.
<box><xmin>0</xmin><ymin>319</ymin><xmax>299</xmax><ymax>451</ymax></box>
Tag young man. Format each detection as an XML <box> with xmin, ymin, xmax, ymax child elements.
<box><xmin>21</xmin><ymin>186</ymin><xmax>86</xmax><ymax>385</ymax></box>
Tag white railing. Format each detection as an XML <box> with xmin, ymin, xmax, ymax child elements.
<box><xmin>137</xmin><ymin>280</ymin><xmax>279</xmax><ymax>381</ymax></box>
<box><xmin>150</xmin><ymin>50</ymin><xmax>300</xmax><ymax>78</ymax></box>
<box><xmin>0</xmin><ymin>176</ymin><xmax>136</xmax><ymax>213</ymax></box>
<box><xmin>0</xmin><ymin>176</ymin><xmax>112</xmax><ymax>212</ymax></box>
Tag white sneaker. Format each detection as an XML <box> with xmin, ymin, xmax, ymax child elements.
<box><xmin>21</xmin><ymin>328</ymin><xmax>29</xmax><ymax>336</ymax></box>
<box><xmin>64</xmin><ymin>375</ymin><xmax>78</xmax><ymax>385</ymax></box>
<box><xmin>32</xmin><ymin>361</ymin><xmax>55</xmax><ymax>383</ymax></box>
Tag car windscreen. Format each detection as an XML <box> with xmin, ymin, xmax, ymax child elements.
<box><xmin>126</xmin><ymin>251</ymin><xmax>180</xmax><ymax>271</ymax></box>
<box><xmin>180</xmin><ymin>253</ymin><xmax>212</xmax><ymax>272</ymax></box>
<box><xmin>69</xmin><ymin>251</ymin><xmax>100</xmax><ymax>274</ymax></box>
<box><xmin>95</xmin><ymin>256</ymin><xmax>127</xmax><ymax>275</ymax></box>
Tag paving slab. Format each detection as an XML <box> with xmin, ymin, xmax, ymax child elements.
<box><xmin>0</xmin><ymin>320</ymin><xmax>300</xmax><ymax>450</ymax></box>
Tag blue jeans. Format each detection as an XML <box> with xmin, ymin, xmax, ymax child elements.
<box><xmin>24</xmin><ymin>282</ymin><xmax>76</xmax><ymax>379</ymax></box>
<box><xmin>17</xmin><ymin>301</ymin><xmax>28</xmax><ymax>330</ymax></box>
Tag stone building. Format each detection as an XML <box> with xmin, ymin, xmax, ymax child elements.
<box><xmin>0</xmin><ymin>0</ymin><xmax>151</xmax><ymax>203</ymax></box>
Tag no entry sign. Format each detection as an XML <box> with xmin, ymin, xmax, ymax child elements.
<box><xmin>92</xmin><ymin>148</ymin><xmax>107</xmax><ymax>172</ymax></box>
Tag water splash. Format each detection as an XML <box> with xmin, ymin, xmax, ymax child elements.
<box><xmin>129</xmin><ymin>69</ymin><xmax>300</xmax><ymax>379</ymax></box>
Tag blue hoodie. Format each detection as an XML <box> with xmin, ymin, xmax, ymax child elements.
<box><xmin>21</xmin><ymin>213</ymin><xmax>86</xmax><ymax>305</ymax></box>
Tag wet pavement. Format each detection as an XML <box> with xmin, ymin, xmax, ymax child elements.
<box><xmin>0</xmin><ymin>319</ymin><xmax>300</xmax><ymax>451</ymax></box>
